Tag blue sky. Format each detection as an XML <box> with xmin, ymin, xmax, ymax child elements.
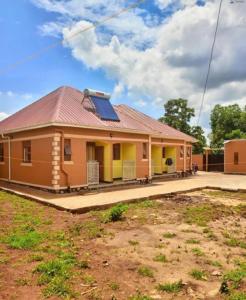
<box><xmin>0</xmin><ymin>0</ymin><xmax>245</xmax><ymax>137</ymax></box>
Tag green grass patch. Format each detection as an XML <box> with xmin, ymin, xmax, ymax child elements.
<box><xmin>129</xmin><ymin>293</ymin><xmax>153</xmax><ymax>300</ymax></box>
<box><xmin>224</xmin><ymin>238</ymin><xmax>246</xmax><ymax>249</ymax></box>
<box><xmin>163</xmin><ymin>232</ymin><xmax>176</xmax><ymax>238</ymax></box>
<box><xmin>228</xmin><ymin>291</ymin><xmax>246</xmax><ymax>300</ymax></box>
<box><xmin>153</xmin><ymin>253</ymin><xmax>167</xmax><ymax>263</ymax></box>
<box><xmin>186</xmin><ymin>239</ymin><xmax>200</xmax><ymax>244</ymax></box>
<box><xmin>138</xmin><ymin>266</ymin><xmax>154</xmax><ymax>278</ymax></box>
<box><xmin>82</xmin><ymin>221</ymin><xmax>104</xmax><ymax>239</ymax></box>
<box><xmin>190</xmin><ymin>269</ymin><xmax>207</xmax><ymax>280</ymax></box>
<box><xmin>191</xmin><ymin>247</ymin><xmax>205</xmax><ymax>257</ymax></box>
<box><xmin>82</xmin><ymin>273</ymin><xmax>96</xmax><ymax>285</ymax></box>
<box><xmin>223</xmin><ymin>261</ymin><xmax>246</xmax><ymax>289</ymax></box>
<box><xmin>109</xmin><ymin>282</ymin><xmax>119</xmax><ymax>291</ymax></box>
<box><xmin>157</xmin><ymin>280</ymin><xmax>183</xmax><ymax>293</ymax></box>
<box><xmin>6</xmin><ymin>230</ymin><xmax>44</xmax><ymax>250</ymax></box>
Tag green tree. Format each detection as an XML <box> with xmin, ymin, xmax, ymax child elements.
<box><xmin>210</xmin><ymin>104</ymin><xmax>246</xmax><ymax>147</ymax></box>
<box><xmin>159</xmin><ymin>98</ymin><xmax>195</xmax><ymax>135</ymax></box>
<box><xmin>190</xmin><ymin>126</ymin><xmax>207</xmax><ymax>154</ymax></box>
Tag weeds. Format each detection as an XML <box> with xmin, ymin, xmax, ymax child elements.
<box><xmin>102</xmin><ymin>203</ymin><xmax>128</xmax><ymax>223</ymax></box>
<box><xmin>157</xmin><ymin>280</ymin><xmax>183</xmax><ymax>293</ymax></box>
<box><xmin>163</xmin><ymin>232</ymin><xmax>176</xmax><ymax>238</ymax></box>
<box><xmin>129</xmin><ymin>292</ymin><xmax>153</xmax><ymax>300</ymax></box>
<box><xmin>191</xmin><ymin>247</ymin><xmax>205</xmax><ymax>257</ymax></box>
<box><xmin>153</xmin><ymin>254</ymin><xmax>167</xmax><ymax>263</ymax></box>
<box><xmin>190</xmin><ymin>269</ymin><xmax>207</xmax><ymax>280</ymax></box>
<box><xmin>223</xmin><ymin>261</ymin><xmax>246</xmax><ymax>289</ymax></box>
<box><xmin>186</xmin><ymin>239</ymin><xmax>200</xmax><ymax>244</ymax></box>
<box><xmin>128</xmin><ymin>240</ymin><xmax>139</xmax><ymax>246</ymax></box>
<box><xmin>138</xmin><ymin>266</ymin><xmax>154</xmax><ymax>278</ymax></box>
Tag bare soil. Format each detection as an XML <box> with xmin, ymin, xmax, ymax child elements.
<box><xmin>0</xmin><ymin>189</ymin><xmax>245</xmax><ymax>300</ymax></box>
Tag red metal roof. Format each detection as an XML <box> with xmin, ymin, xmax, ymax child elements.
<box><xmin>0</xmin><ymin>86</ymin><xmax>196</xmax><ymax>142</ymax></box>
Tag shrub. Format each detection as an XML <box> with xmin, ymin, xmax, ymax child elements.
<box><xmin>104</xmin><ymin>204</ymin><xmax>128</xmax><ymax>222</ymax></box>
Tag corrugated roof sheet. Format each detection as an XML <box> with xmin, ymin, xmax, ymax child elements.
<box><xmin>0</xmin><ymin>86</ymin><xmax>196</xmax><ymax>142</ymax></box>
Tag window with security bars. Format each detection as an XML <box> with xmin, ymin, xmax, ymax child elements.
<box><xmin>0</xmin><ymin>143</ymin><xmax>4</xmax><ymax>162</ymax></box>
<box><xmin>234</xmin><ymin>152</ymin><xmax>239</xmax><ymax>165</ymax></box>
<box><xmin>23</xmin><ymin>141</ymin><xmax>31</xmax><ymax>163</ymax></box>
<box><xmin>142</xmin><ymin>143</ymin><xmax>148</xmax><ymax>159</ymax></box>
<box><xmin>162</xmin><ymin>147</ymin><xmax>166</xmax><ymax>159</ymax></box>
<box><xmin>187</xmin><ymin>147</ymin><xmax>191</xmax><ymax>158</ymax></box>
<box><xmin>113</xmin><ymin>143</ymin><xmax>121</xmax><ymax>160</ymax></box>
<box><xmin>180</xmin><ymin>146</ymin><xmax>184</xmax><ymax>159</ymax></box>
<box><xmin>64</xmin><ymin>139</ymin><xmax>72</xmax><ymax>161</ymax></box>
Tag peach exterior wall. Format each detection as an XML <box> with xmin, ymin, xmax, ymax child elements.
<box><xmin>192</xmin><ymin>154</ymin><xmax>204</xmax><ymax>171</ymax></box>
<box><xmin>0</xmin><ymin>125</ymin><xmax>194</xmax><ymax>190</ymax></box>
<box><xmin>224</xmin><ymin>141</ymin><xmax>246</xmax><ymax>174</ymax></box>
<box><xmin>0</xmin><ymin>128</ymin><xmax>54</xmax><ymax>188</ymax></box>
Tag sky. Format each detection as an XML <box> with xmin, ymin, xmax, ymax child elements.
<box><xmin>0</xmin><ymin>0</ymin><xmax>246</xmax><ymax>138</ymax></box>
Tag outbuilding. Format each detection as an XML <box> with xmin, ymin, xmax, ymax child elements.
<box><xmin>224</xmin><ymin>139</ymin><xmax>246</xmax><ymax>174</ymax></box>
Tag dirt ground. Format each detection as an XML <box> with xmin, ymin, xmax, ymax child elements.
<box><xmin>0</xmin><ymin>189</ymin><xmax>245</xmax><ymax>300</ymax></box>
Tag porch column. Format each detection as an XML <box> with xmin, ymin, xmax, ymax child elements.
<box><xmin>148</xmin><ymin>135</ymin><xmax>152</xmax><ymax>178</ymax></box>
<box><xmin>183</xmin><ymin>142</ymin><xmax>187</xmax><ymax>172</ymax></box>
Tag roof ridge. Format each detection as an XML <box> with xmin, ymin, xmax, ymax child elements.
<box><xmin>51</xmin><ymin>86</ymin><xmax>66</xmax><ymax>122</ymax></box>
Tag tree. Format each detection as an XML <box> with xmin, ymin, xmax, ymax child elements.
<box><xmin>190</xmin><ymin>126</ymin><xmax>207</xmax><ymax>154</ymax></box>
<box><xmin>159</xmin><ymin>98</ymin><xmax>195</xmax><ymax>135</ymax></box>
<box><xmin>159</xmin><ymin>98</ymin><xmax>206</xmax><ymax>154</ymax></box>
<box><xmin>210</xmin><ymin>104</ymin><xmax>246</xmax><ymax>148</ymax></box>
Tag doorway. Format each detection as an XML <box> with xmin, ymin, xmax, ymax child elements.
<box><xmin>95</xmin><ymin>146</ymin><xmax>104</xmax><ymax>181</ymax></box>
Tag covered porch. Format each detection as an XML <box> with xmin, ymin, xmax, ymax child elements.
<box><xmin>86</xmin><ymin>141</ymin><xmax>137</xmax><ymax>186</ymax></box>
<box><xmin>151</xmin><ymin>145</ymin><xmax>177</xmax><ymax>175</ymax></box>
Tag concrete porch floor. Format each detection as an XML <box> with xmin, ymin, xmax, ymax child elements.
<box><xmin>0</xmin><ymin>172</ymin><xmax>245</xmax><ymax>213</ymax></box>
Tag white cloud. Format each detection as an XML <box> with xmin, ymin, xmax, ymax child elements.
<box><xmin>135</xmin><ymin>99</ymin><xmax>147</xmax><ymax>107</ymax></box>
<box><xmin>32</xmin><ymin>0</ymin><xmax>246</xmax><ymax>131</ymax></box>
<box><xmin>0</xmin><ymin>112</ymin><xmax>9</xmax><ymax>121</ymax></box>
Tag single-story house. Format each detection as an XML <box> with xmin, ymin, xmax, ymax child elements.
<box><xmin>224</xmin><ymin>139</ymin><xmax>246</xmax><ymax>174</ymax></box>
<box><xmin>0</xmin><ymin>86</ymin><xmax>196</xmax><ymax>192</ymax></box>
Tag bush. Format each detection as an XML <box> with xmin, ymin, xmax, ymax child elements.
<box><xmin>104</xmin><ymin>204</ymin><xmax>128</xmax><ymax>222</ymax></box>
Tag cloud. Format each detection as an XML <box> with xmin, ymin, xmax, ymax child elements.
<box><xmin>0</xmin><ymin>112</ymin><xmax>9</xmax><ymax>121</ymax></box>
<box><xmin>32</xmin><ymin>0</ymin><xmax>246</xmax><ymax>131</ymax></box>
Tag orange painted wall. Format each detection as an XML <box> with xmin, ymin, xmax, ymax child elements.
<box><xmin>192</xmin><ymin>154</ymin><xmax>203</xmax><ymax>171</ymax></box>
<box><xmin>0</xmin><ymin>128</ymin><xmax>54</xmax><ymax>187</ymax></box>
<box><xmin>224</xmin><ymin>140</ymin><xmax>246</xmax><ymax>174</ymax></box>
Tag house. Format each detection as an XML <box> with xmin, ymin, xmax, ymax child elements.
<box><xmin>0</xmin><ymin>86</ymin><xmax>196</xmax><ymax>192</ymax></box>
<box><xmin>224</xmin><ymin>139</ymin><xmax>246</xmax><ymax>174</ymax></box>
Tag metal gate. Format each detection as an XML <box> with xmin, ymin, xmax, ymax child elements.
<box><xmin>123</xmin><ymin>160</ymin><xmax>136</xmax><ymax>180</ymax></box>
<box><xmin>87</xmin><ymin>160</ymin><xmax>99</xmax><ymax>185</ymax></box>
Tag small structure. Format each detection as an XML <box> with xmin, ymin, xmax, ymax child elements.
<box><xmin>0</xmin><ymin>86</ymin><xmax>196</xmax><ymax>192</ymax></box>
<box><xmin>224</xmin><ymin>139</ymin><xmax>246</xmax><ymax>174</ymax></box>
<box><xmin>192</xmin><ymin>147</ymin><xmax>224</xmax><ymax>172</ymax></box>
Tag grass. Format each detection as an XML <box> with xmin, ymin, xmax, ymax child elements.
<box><xmin>82</xmin><ymin>273</ymin><xmax>96</xmax><ymax>285</ymax></box>
<box><xmin>157</xmin><ymin>280</ymin><xmax>183</xmax><ymax>293</ymax></box>
<box><xmin>82</xmin><ymin>221</ymin><xmax>104</xmax><ymax>239</ymax></box>
<box><xmin>6</xmin><ymin>230</ymin><xmax>44</xmax><ymax>250</ymax></box>
<box><xmin>128</xmin><ymin>240</ymin><xmax>139</xmax><ymax>246</ymax></box>
<box><xmin>138</xmin><ymin>266</ymin><xmax>154</xmax><ymax>278</ymax></box>
<box><xmin>153</xmin><ymin>253</ymin><xmax>167</xmax><ymax>263</ymax></box>
<box><xmin>129</xmin><ymin>293</ymin><xmax>153</xmax><ymax>300</ymax></box>
<box><xmin>186</xmin><ymin>239</ymin><xmax>200</xmax><ymax>244</ymax></box>
<box><xmin>191</xmin><ymin>247</ymin><xmax>205</xmax><ymax>257</ymax></box>
<box><xmin>109</xmin><ymin>282</ymin><xmax>119</xmax><ymax>291</ymax></box>
<box><xmin>190</xmin><ymin>269</ymin><xmax>207</xmax><ymax>280</ymax></box>
<box><xmin>224</xmin><ymin>238</ymin><xmax>246</xmax><ymax>249</ymax></box>
<box><xmin>184</xmin><ymin>203</ymin><xmax>232</xmax><ymax>227</ymax></box>
<box><xmin>34</xmin><ymin>256</ymin><xmax>75</xmax><ymax>298</ymax></box>
<box><xmin>228</xmin><ymin>291</ymin><xmax>246</xmax><ymax>300</ymax></box>
<box><xmin>223</xmin><ymin>261</ymin><xmax>246</xmax><ymax>289</ymax></box>
<box><xmin>163</xmin><ymin>232</ymin><xmax>176</xmax><ymax>238</ymax></box>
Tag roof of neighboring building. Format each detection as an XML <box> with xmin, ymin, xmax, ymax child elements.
<box><xmin>0</xmin><ymin>86</ymin><xmax>196</xmax><ymax>142</ymax></box>
<box><xmin>224</xmin><ymin>139</ymin><xmax>246</xmax><ymax>144</ymax></box>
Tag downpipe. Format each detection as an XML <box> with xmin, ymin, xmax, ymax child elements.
<box><xmin>1</xmin><ymin>133</ymin><xmax>11</xmax><ymax>181</ymax></box>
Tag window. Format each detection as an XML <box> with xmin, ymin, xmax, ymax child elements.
<box><xmin>113</xmin><ymin>143</ymin><xmax>121</xmax><ymax>160</ymax></box>
<box><xmin>142</xmin><ymin>143</ymin><xmax>148</xmax><ymax>159</ymax></box>
<box><xmin>234</xmin><ymin>152</ymin><xmax>239</xmax><ymax>165</ymax></box>
<box><xmin>180</xmin><ymin>146</ymin><xmax>184</xmax><ymax>159</ymax></box>
<box><xmin>187</xmin><ymin>147</ymin><xmax>191</xmax><ymax>158</ymax></box>
<box><xmin>0</xmin><ymin>143</ymin><xmax>4</xmax><ymax>162</ymax></box>
<box><xmin>23</xmin><ymin>141</ymin><xmax>31</xmax><ymax>163</ymax></box>
<box><xmin>162</xmin><ymin>147</ymin><xmax>166</xmax><ymax>159</ymax></box>
<box><xmin>64</xmin><ymin>139</ymin><xmax>72</xmax><ymax>161</ymax></box>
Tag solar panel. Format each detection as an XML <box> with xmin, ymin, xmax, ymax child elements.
<box><xmin>90</xmin><ymin>96</ymin><xmax>120</xmax><ymax>121</ymax></box>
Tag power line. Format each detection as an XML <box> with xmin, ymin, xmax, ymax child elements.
<box><xmin>197</xmin><ymin>0</ymin><xmax>223</xmax><ymax>126</ymax></box>
<box><xmin>0</xmin><ymin>0</ymin><xmax>145</xmax><ymax>76</ymax></box>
